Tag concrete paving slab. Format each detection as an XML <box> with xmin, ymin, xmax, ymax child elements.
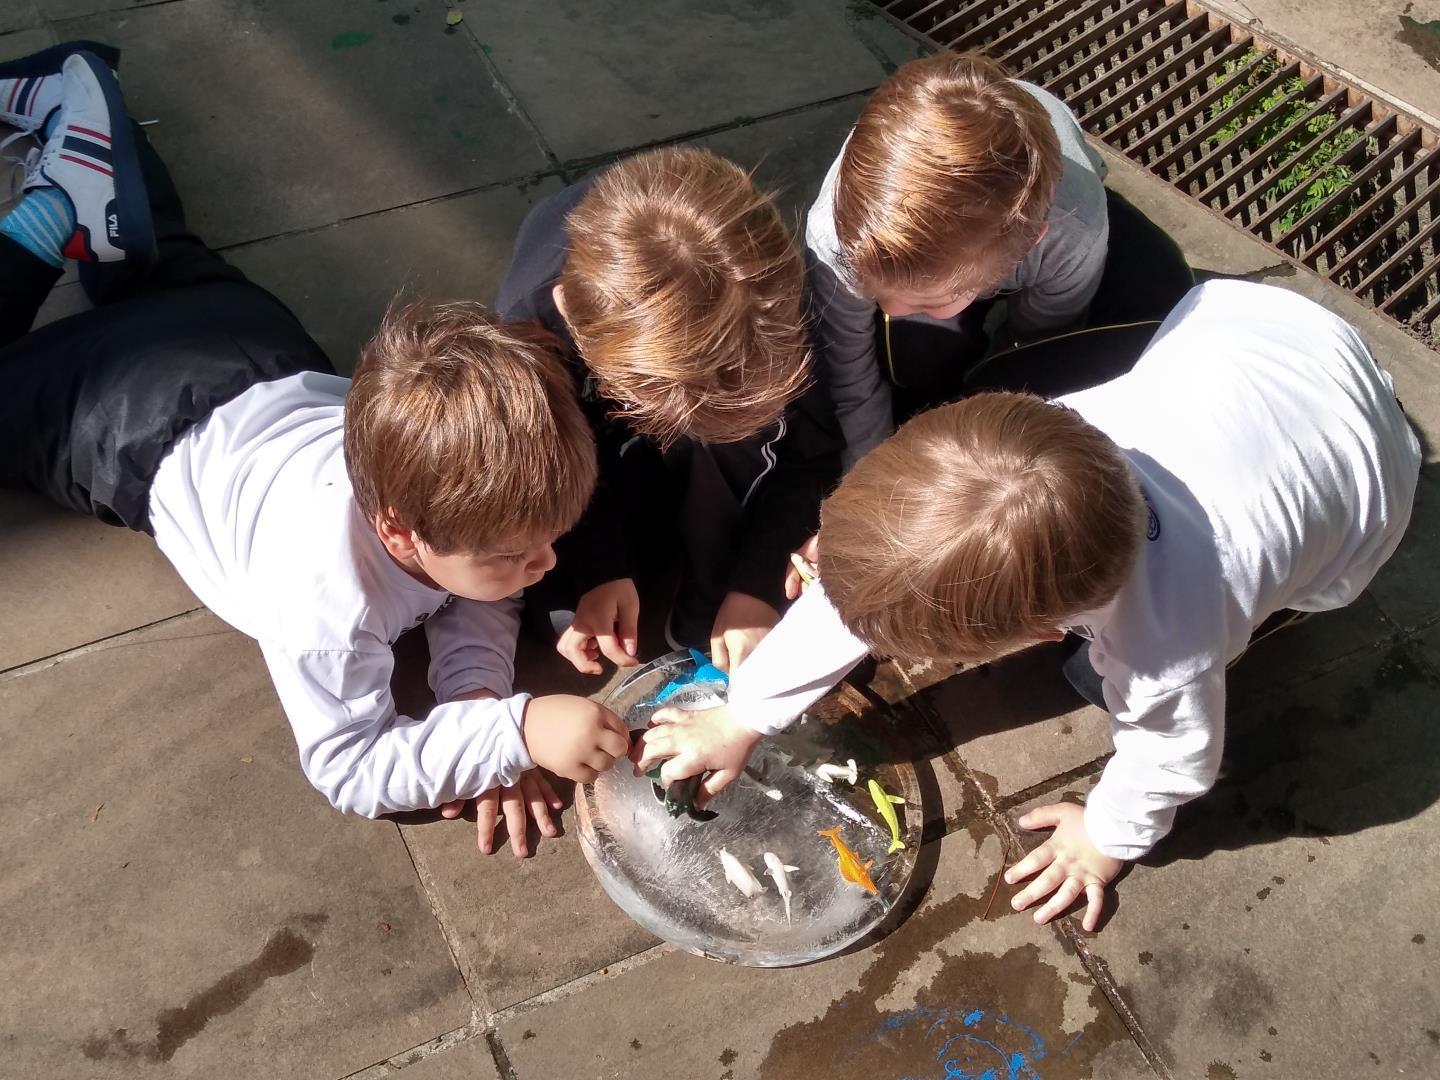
<box><xmin>916</xmin><ymin>642</ymin><xmax>1113</xmax><ymax>807</ymax></box>
<box><xmin>1205</xmin><ymin>0</ymin><xmax>1440</xmax><ymax>122</ymax></box>
<box><xmin>227</xmin><ymin>178</ymin><xmax>562</xmax><ymax>375</ymax></box>
<box><xmin>59</xmin><ymin>0</ymin><xmax>548</xmax><ymax>248</ymax></box>
<box><xmin>494</xmin><ymin>828</ymin><xmax>1153</xmax><ymax>1080</ymax></box>
<box><xmin>469</xmin><ymin>0</ymin><xmax>915</xmax><ymax>163</ymax></box>
<box><xmin>1013</xmin><ymin>642</ymin><xmax>1440</xmax><ymax>1078</ymax></box>
<box><xmin>0</xmin><ymin>17</ymin><xmax>48</xmax><ymax>47</ymax></box>
<box><xmin>1359</xmin><ymin>464</ymin><xmax>1440</xmax><ymax>633</ymax></box>
<box><xmin>376</xmin><ymin>1035</ymin><xmax>502</xmax><ymax>1080</ymax></box>
<box><xmin>687</xmin><ymin>95</ymin><xmax>867</xmax><ymax>227</ymax></box>
<box><xmin>0</xmin><ymin>612</ymin><xmax>471</xmax><ymax>1078</ymax></box>
<box><xmin>0</xmin><ymin>491</ymin><xmax>198</xmax><ymax>672</ymax></box>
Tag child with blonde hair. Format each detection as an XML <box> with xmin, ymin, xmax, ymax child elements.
<box><xmin>808</xmin><ymin>50</ymin><xmax>1190</xmax><ymax>468</ymax></box>
<box><xmin>1</xmin><ymin>46</ymin><xmax>629</xmax><ymax>857</ymax></box>
<box><xmin>634</xmin><ymin>281</ymin><xmax>1419</xmax><ymax>928</ymax></box>
<box><xmin>497</xmin><ymin>147</ymin><xmax>842</xmax><ymax>674</ymax></box>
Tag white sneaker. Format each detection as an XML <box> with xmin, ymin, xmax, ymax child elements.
<box><xmin>0</xmin><ymin>40</ymin><xmax>119</xmax><ymax>132</ymax></box>
<box><xmin>25</xmin><ymin>52</ymin><xmax>152</xmax><ymax>264</ymax></box>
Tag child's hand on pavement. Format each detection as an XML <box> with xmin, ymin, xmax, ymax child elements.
<box><xmin>558</xmin><ymin>578</ymin><xmax>641</xmax><ymax>675</ymax></box>
<box><xmin>438</xmin><ymin>769</ymin><xmax>565</xmax><ymax>857</ymax></box>
<box><xmin>522</xmin><ymin>694</ymin><xmax>630</xmax><ymax>783</ymax></box>
<box><xmin>784</xmin><ymin>533</ymin><xmax>820</xmax><ymax>601</ymax></box>
<box><xmin>1005</xmin><ymin>801</ymin><xmax>1124</xmax><ymax>932</ymax></box>
<box><xmin>709</xmin><ymin>590</ymin><xmax>779</xmax><ymax>672</ymax></box>
<box><xmin>629</xmin><ymin>704</ymin><xmax>762</xmax><ymax>808</ymax></box>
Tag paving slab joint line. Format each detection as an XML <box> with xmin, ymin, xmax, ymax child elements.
<box><xmin>216</xmin><ymin>167</ymin><xmax>570</xmax><ymax>256</ymax></box>
<box><xmin>485</xmin><ymin>941</ymin><xmax>674</xmax><ymax>1026</ymax></box>
<box><xmin>555</xmin><ymin>86</ymin><xmax>876</xmax><ymax>181</ymax></box>
<box><xmin>395</xmin><ymin>825</ymin><xmax>492</xmax><ymax>1023</ymax></box>
<box><xmin>336</xmin><ymin>1022</ymin><xmax>491</xmax><ymax>1079</ymax></box>
<box><xmin>486</xmin><ymin>1031</ymin><xmax>521</xmax><ymax>1080</ymax></box>
<box><xmin>450</xmin><ymin>10</ymin><xmax>563</xmax><ymax>173</ymax></box>
<box><xmin>992</xmin><ymin>755</ymin><xmax>1113</xmax><ymax>815</ymax></box>
<box><xmin>884</xmin><ymin>664</ymin><xmax>1173</xmax><ymax>1076</ymax></box>
<box><xmin>0</xmin><ymin>604</ymin><xmax>209</xmax><ymax>681</ymax></box>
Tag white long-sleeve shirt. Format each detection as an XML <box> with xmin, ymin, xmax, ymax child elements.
<box><xmin>147</xmin><ymin>371</ymin><xmax>536</xmax><ymax>817</ymax></box>
<box><xmin>729</xmin><ymin>281</ymin><xmax>1420</xmax><ymax>859</ymax></box>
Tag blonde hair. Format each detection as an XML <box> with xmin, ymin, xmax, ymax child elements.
<box><xmin>345</xmin><ymin>299</ymin><xmax>597</xmax><ymax>554</ymax></box>
<box><xmin>833</xmin><ymin>51</ymin><xmax>1061</xmax><ymax>300</ymax></box>
<box><xmin>819</xmin><ymin>394</ymin><xmax>1143</xmax><ymax>663</ymax></box>
<box><xmin>560</xmin><ymin>146</ymin><xmax>811</xmax><ymax>446</ymax></box>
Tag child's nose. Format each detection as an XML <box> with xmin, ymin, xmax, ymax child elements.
<box><xmin>531</xmin><ymin>544</ymin><xmax>557</xmax><ymax>574</ymax></box>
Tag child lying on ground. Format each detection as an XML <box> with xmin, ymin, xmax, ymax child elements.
<box><xmin>496</xmin><ymin>148</ymin><xmax>843</xmax><ymax>674</ymax></box>
<box><xmin>0</xmin><ymin>43</ymin><xmax>629</xmax><ymax>856</ymax></box>
<box><xmin>633</xmin><ymin>280</ymin><xmax>1420</xmax><ymax>929</ymax></box>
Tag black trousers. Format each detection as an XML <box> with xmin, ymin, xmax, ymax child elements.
<box><xmin>881</xmin><ymin>188</ymin><xmax>1195</xmax><ymax>418</ymax></box>
<box><xmin>0</xmin><ymin>124</ymin><xmax>331</xmax><ymax>531</ymax></box>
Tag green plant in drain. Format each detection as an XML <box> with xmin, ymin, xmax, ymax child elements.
<box><xmin>1206</xmin><ymin>50</ymin><xmax>1372</xmax><ymax>238</ymax></box>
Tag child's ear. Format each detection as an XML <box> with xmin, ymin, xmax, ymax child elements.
<box><xmin>374</xmin><ymin>512</ymin><xmax>420</xmax><ymax>561</ymax></box>
<box><xmin>551</xmin><ymin>283</ymin><xmax>570</xmax><ymax>323</ymax></box>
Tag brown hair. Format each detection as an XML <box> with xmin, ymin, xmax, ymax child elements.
<box><xmin>560</xmin><ymin>146</ymin><xmax>810</xmax><ymax>446</ymax></box>
<box><xmin>345</xmin><ymin>299</ymin><xmax>597</xmax><ymax>554</ymax></box>
<box><xmin>818</xmin><ymin>394</ymin><xmax>1143</xmax><ymax>663</ymax></box>
<box><xmin>833</xmin><ymin>51</ymin><xmax>1061</xmax><ymax>300</ymax></box>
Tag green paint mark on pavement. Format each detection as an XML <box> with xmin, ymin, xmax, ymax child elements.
<box><xmin>330</xmin><ymin>31</ymin><xmax>373</xmax><ymax>49</ymax></box>
<box><xmin>480</xmin><ymin>42</ymin><xmax>493</xmax><ymax>54</ymax></box>
<box><xmin>434</xmin><ymin>93</ymin><xmax>448</xmax><ymax>104</ymax></box>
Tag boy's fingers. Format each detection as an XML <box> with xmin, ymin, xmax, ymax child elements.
<box><xmin>616</xmin><ymin>593</ymin><xmax>641</xmax><ymax>658</ymax></box>
<box><xmin>595</xmin><ymin>633</ymin><xmax>638</xmax><ymax>668</ymax></box>
<box><xmin>632</xmin><ymin>728</ymin><xmax>676</xmax><ymax>772</ymax></box>
<box><xmin>1017</xmin><ymin>804</ymin><xmax>1065</xmax><ymax>831</ymax></box>
<box><xmin>438</xmin><ymin>798</ymin><xmax>467</xmax><ymax>819</ymax></box>
<box><xmin>695</xmin><ymin>768</ymin><xmax>739</xmax><ymax>809</ymax></box>
<box><xmin>658</xmin><ymin>754</ymin><xmax>701</xmax><ymax>786</ymax></box>
<box><xmin>597</xmin><ymin>726</ymin><xmax>631</xmax><ymax>761</ymax></box>
<box><xmin>648</xmin><ymin>707</ymin><xmax>682</xmax><ymax>726</ymax></box>
<box><xmin>1004</xmin><ymin>843</ymin><xmax>1053</xmax><ymax>884</ymax></box>
<box><xmin>584</xmin><ymin>751</ymin><xmax>618</xmax><ymax>775</ymax></box>
<box><xmin>1014</xmin><ymin>863</ymin><xmax>1069</xmax><ymax>911</ymax></box>
<box><xmin>1033</xmin><ymin>876</ymin><xmax>1085</xmax><ymax>924</ymax></box>
<box><xmin>500</xmin><ymin>787</ymin><xmax>528</xmax><ymax>857</ymax></box>
<box><xmin>1082</xmin><ymin>883</ymin><xmax>1105</xmax><ymax>932</ymax></box>
<box><xmin>524</xmin><ymin>779</ymin><xmax>558</xmax><ymax>838</ymax></box>
<box><xmin>710</xmin><ymin>631</ymin><xmax>731</xmax><ymax>673</ymax></box>
<box><xmin>597</xmin><ymin>706</ymin><xmax>629</xmax><ymax>736</ymax></box>
<box><xmin>556</xmin><ymin>630</ymin><xmax>602</xmax><ymax>675</ymax></box>
<box><xmin>534</xmin><ymin>771</ymin><xmax>563</xmax><ymax>810</ymax></box>
<box><xmin>475</xmin><ymin>791</ymin><xmax>499</xmax><ymax>855</ymax></box>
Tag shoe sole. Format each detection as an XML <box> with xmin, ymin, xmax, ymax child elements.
<box><xmin>74</xmin><ymin>50</ymin><xmax>155</xmax><ymax>265</ymax></box>
<box><xmin>0</xmin><ymin>40</ymin><xmax>121</xmax><ymax>78</ymax></box>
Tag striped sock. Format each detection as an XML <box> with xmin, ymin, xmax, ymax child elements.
<box><xmin>0</xmin><ymin>186</ymin><xmax>75</xmax><ymax>268</ymax></box>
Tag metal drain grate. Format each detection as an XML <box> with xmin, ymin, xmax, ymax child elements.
<box><xmin>877</xmin><ymin>0</ymin><xmax>1440</xmax><ymax>339</ymax></box>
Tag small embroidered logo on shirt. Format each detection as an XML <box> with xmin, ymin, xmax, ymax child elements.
<box><xmin>1143</xmin><ymin>490</ymin><xmax>1161</xmax><ymax>541</ymax></box>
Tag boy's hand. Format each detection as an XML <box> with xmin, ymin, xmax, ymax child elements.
<box><xmin>629</xmin><ymin>704</ymin><xmax>762</xmax><ymax>808</ymax></box>
<box><xmin>1005</xmin><ymin>802</ymin><xmax>1124</xmax><ymax>932</ymax></box>
<box><xmin>559</xmin><ymin>578</ymin><xmax>641</xmax><ymax>675</ymax></box>
<box><xmin>439</xmin><ymin>770</ymin><xmax>564</xmax><ymax>857</ymax></box>
<box><xmin>709</xmin><ymin>591</ymin><xmax>779</xmax><ymax>672</ymax></box>
<box><xmin>784</xmin><ymin>533</ymin><xmax>820</xmax><ymax>601</ymax></box>
<box><xmin>522</xmin><ymin>694</ymin><xmax>630</xmax><ymax>782</ymax></box>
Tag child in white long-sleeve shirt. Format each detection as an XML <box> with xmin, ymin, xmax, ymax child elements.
<box><xmin>633</xmin><ymin>281</ymin><xmax>1420</xmax><ymax>928</ymax></box>
<box><xmin>0</xmin><ymin>48</ymin><xmax>630</xmax><ymax>856</ymax></box>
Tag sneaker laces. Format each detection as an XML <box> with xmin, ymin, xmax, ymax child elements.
<box><xmin>0</xmin><ymin>129</ymin><xmax>41</xmax><ymax>209</ymax></box>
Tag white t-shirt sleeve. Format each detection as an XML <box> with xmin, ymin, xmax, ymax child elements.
<box><xmin>727</xmin><ymin>581</ymin><xmax>870</xmax><ymax>735</ymax></box>
<box><xmin>261</xmin><ymin>640</ymin><xmax>535</xmax><ymax>818</ymax></box>
<box><xmin>424</xmin><ymin>593</ymin><xmax>522</xmax><ymax>703</ymax></box>
<box><xmin>1083</xmin><ymin>668</ymin><xmax>1226</xmax><ymax>860</ymax></box>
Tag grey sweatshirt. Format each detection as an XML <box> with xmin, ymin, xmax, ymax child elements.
<box><xmin>805</xmin><ymin>81</ymin><xmax>1109</xmax><ymax>467</ymax></box>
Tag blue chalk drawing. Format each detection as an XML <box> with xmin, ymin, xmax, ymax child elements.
<box><xmin>869</xmin><ymin>1006</ymin><xmax>1065</xmax><ymax>1080</ymax></box>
